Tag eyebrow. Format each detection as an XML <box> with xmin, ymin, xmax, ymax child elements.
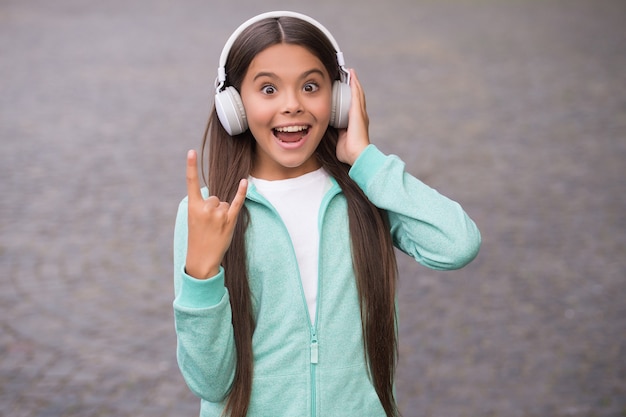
<box><xmin>252</xmin><ymin>68</ymin><xmax>327</xmax><ymax>82</ymax></box>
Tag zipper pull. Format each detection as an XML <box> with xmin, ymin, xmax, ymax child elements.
<box><xmin>310</xmin><ymin>328</ymin><xmax>319</xmax><ymax>364</ymax></box>
<box><xmin>311</xmin><ymin>338</ymin><xmax>318</xmax><ymax>364</ymax></box>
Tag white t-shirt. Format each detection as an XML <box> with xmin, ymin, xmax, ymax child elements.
<box><xmin>250</xmin><ymin>168</ymin><xmax>332</xmax><ymax>323</ymax></box>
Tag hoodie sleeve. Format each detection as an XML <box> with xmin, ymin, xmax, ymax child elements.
<box><xmin>349</xmin><ymin>145</ymin><xmax>481</xmax><ymax>270</ymax></box>
<box><xmin>172</xmin><ymin>196</ymin><xmax>236</xmax><ymax>402</ymax></box>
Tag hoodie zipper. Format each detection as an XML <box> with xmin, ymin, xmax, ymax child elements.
<box><xmin>309</xmin><ymin>180</ymin><xmax>340</xmax><ymax>417</ymax></box>
<box><xmin>310</xmin><ymin>325</ymin><xmax>318</xmax><ymax>417</ymax></box>
<box><xmin>248</xmin><ymin>181</ymin><xmax>341</xmax><ymax>417</ymax></box>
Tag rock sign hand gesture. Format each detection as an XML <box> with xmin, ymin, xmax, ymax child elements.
<box><xmin>184</xmin><ymin>149</ymin><xmax>248</xmax><ymax>279</ymax></box>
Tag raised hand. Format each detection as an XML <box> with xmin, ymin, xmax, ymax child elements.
<box><xmin>184</xmin><ymin>149</ymin><xmax>248</xmax><ymax>279</ymax></box>
<box><xmin>336</xmin><ymin>69</ymin><xmax>371</xmax><ymax>166</ymax></box>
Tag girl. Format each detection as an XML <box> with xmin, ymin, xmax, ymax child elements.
<box><xmin>173</xmin><ymin>11</ymin><xmax>481</xmax><ymax>417</ymax></box>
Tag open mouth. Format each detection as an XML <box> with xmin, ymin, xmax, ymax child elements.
<box><xmin>273</xmin><ymin>125</ymin><xmax>310</xmax><ymax>143</ymax></box>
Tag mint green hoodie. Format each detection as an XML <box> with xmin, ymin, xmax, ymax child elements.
<box><xmin>173</xmin><ymin>145</ymin><xmax>481</xmax><ymax>416</ymax></box>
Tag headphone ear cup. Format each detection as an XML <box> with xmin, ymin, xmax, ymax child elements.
<box><xmin>215</xmin><ymin>86</ymin><xmax>248</xmax><ymax>136</ymax></box>
<box><xmin>330</xmin><ymin>80</ymin><xmax>351</xmax><ymax>129</ymax></box>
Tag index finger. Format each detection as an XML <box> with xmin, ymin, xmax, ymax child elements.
<box><xmin>186</xmin><ymin>149</ymin><xmax>203</xmax><ymax>202</ymax></box>
<box><xmin>349</xmin><ymin>69</ymin><xmax>367</xmax><ymax>113</ymax></box>
<box><xmin>228</xmin><ymin>178</ymin><xmax>248</xmax><ymax>220</ymax></box>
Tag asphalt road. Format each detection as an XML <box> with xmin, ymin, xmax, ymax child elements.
<box><xmin>1</xmin><ymin>0</ymin><xmax>624</xmax><ymax>416</ymax></box>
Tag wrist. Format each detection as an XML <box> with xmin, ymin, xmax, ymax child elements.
<box><xmin>185</xmin><ymin>242</ymin><xmax>224</xmax><ymax>279</ymax></box>
<box><xmin>346</xmin><ymin>142</ymin><xmax>369</xmax><ymax>166</ymax></box>
<box><xmin>185</xmin><ymin>256</ymin><xmax>221</xmax><ymax>280</ymax></box>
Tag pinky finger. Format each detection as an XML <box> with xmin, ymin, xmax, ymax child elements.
<box><xmin>228</xmin><ymin>179</ymin><xmax>248</xmax><ymax>219</ymax></box>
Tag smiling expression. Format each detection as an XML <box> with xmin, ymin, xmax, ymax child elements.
<box><xmin>239</xmin><ymin>43</ymin><xmax>333</xmax><ymax>180</ymax></box>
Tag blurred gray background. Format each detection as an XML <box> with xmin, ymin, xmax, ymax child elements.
<box><xmin>1</xmin><ymin>0</ymin><xmax>624</xmax><ymax>416</ymax></box>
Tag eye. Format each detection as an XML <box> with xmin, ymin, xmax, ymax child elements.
<box><xmin>303</xmin><ymin>82</ymin><xmax>319</xmax><ymax>93</ymax></box>
<box><xmin>261</xmin><ymin>84</ymin><xmax>277</xmax><ymax>95</ymax></box>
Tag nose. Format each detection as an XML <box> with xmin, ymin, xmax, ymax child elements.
<box><xmin>282</xmin><ymin>90</ymin><xmax>303</xmax><ymax>115</ymax></box>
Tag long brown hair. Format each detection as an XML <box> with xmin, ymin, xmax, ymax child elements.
<box><xmin>201</xmin><ymin>16</ymin><xmax>399</xmax><ymax>417</ymax></box>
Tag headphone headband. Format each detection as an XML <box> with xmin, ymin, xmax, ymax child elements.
<box><xmin>215</xmin><ymin>11</ymin><xmax>349</xmax><ymax>93</ymax></box>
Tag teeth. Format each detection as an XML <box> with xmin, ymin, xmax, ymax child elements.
<box><xmin>275</xmin><ymin>125</ymin><xmax>308</xmax><ymax>133</ymax></box>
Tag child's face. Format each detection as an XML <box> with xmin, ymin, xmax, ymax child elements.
<box><xmin>240</xmin><ymin>43</ymin><xmax>332</xmax><ymax>180</ymax></box>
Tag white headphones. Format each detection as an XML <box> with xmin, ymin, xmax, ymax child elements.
<box><xmin>214</xmin><ymin>11</ymin><xmax>351</xmax><ymax>136</ymax></box>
